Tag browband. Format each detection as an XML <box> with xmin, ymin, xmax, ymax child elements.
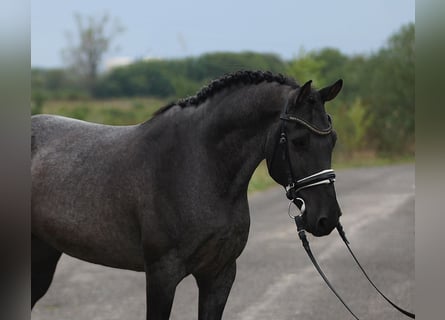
<box><xmin>280</xmin><ymin>113</ymin><xmax>333</xmax><ymax>135</ymax></box>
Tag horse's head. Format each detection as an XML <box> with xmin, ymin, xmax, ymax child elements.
<box><xmin>266</xmin><ymin>79</ymin><xmax>343</xmax><ymax>237</ymax></box>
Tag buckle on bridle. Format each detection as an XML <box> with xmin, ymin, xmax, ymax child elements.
<box><xmin>285</xmin><ymin>183</ymin><xmax>296</xmax><ymax>200</ymax></box>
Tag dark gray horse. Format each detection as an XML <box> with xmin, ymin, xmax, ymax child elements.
<box><xmin>31</xmin><ymin>71</ymin><xmax>343</xmax><ymax>319</ymax></box>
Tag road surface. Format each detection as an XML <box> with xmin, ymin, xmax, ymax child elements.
<box><xmin>32</xmin><ymin>164</ymin><xmax>414</xmax><ymax>320</ymax></box>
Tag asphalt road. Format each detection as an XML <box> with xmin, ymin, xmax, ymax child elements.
<box><xmin>32</xmin><ymin>164</ymin><xmax>414</xmax><ymax>320</ymax></box>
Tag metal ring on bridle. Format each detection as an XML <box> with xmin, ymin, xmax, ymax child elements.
<box><xmin>287</xmin><ymin>198</ymin><xmax>306</xmax><ymax>219</ymax></box>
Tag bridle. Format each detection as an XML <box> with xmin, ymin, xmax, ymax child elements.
<box><xmin>268</xmin><ymin>99</ymin><xmax>336</xmax><ymax>204</ymax></box>
<box><xmin>269</xmin><ymin>99</ymin><xmax>415</xmax><ymax>319</ymax></box>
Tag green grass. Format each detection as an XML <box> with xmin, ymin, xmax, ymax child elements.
<box><xmin>35</xmin><ymin>98</ymin><xmax>414</xmax><ymax>194</ymax></box>
<box><xmin>36</xmin><ymin>97</ymin><xmax>168</xmax><ymax>125</ymax></box>
<box><xmin>332</xmin><ymin>150</ymin><xmax>414</xmax><ymax>169</ymax></box>
<box><xmin>332</xmin><ymin>155</ymin><xmax>414</xmax><ymax>169</ymax></box>
<box><xmin>247</xmin><ymin>153</ymin><xmax>414</xmax><ymax>194</ymax></box>
<box><xmin>248</xmin><ymin>161</ymin><xmax>275</xmax><ymax>193</ymax></box>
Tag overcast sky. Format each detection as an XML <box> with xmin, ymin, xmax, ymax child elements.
<box><xmin>31</xmin><ymin>0</ymin><xmax>414</xmax><ymax>69</ymax></box>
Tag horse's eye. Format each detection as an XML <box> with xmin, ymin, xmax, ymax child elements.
<box><xmin>308</xmin><ymin>96</ymin><xmax>315</xmax><ymax>104</ymax></box>
<box><xmin>291</xmin><ymin>136</ymin><xmax>308</xmax><ymax>149</ymax></box>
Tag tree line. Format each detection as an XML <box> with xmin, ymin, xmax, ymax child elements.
<box><xmin>32</xmin><ymin>23</ymin><xmax>414</xmax><ymax>156</ymax></box>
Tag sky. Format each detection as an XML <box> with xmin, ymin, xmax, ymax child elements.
<box><xmin>31</xmin><ymin>0</ymin><xmax>415</xmax><ymax>69</ymax></box>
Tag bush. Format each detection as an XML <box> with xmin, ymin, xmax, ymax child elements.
<box><xmin>330</xmin><ymin>98</ymin><xmax>373</xmax><ymax>155</ymax></box>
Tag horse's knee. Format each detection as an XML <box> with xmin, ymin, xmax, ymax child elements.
<box><xmin>194</xmin><ymin>262</ymin><xmax>237</xmax><ymax>320</ymax></box>
<box><xmin>145</xmin><ymin>254</ymin><xmax>186</xmax><ymax>319</ymax></box>
<box><xmin>195</xmin><ymin>262</ymin><xmax>236</xmax><ymax>292</ymax></box>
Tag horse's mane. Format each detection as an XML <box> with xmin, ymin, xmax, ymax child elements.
<box><xmin>153</xmin><ymin>70</ymin><xmax>299</xmax><ymax>117</ymax></box>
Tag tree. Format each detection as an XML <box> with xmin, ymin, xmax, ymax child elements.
<box><xmin>287</xmin><ymin>49</ymin><xmax>326</xmax><ymax>86</ymax></box>
<box><xmin>61</xmin><ymin>13</ymin><xmax>124</xmax><ymax>95</ymax></box>
<box><xmin>312</xmin><ymin>48</ymin><xmax>348</xmax><ymax>82</ymax></box>
<box><xmin>361</xmin><ymin>23</ymin><xmax>415</xmax><ymax>154</ymax></box>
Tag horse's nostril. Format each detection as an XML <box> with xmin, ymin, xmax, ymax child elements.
<box><xmin>317</xmin><ymin>217</ymin><xmax>328</xmax><ymax>230</ymax></box>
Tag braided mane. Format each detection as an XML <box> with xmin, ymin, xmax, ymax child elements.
<box><xmin>153</xmin><ymin>70</ymin><xmax>299</xmax><ymax>116</ymax></box>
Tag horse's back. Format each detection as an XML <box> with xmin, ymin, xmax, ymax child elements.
<box><xmin>31</xmin><ymin>114</ymin><xmax>145</xmax><ymax>270</ymax></box>
<box><xmin>32</xmin><ymin>114</ymin><xmax>125</xmax><ymax>154</ymax></box>
<box><xmin>31</xmin><ymin>114</ymin><xmax>139</xmax><ymax>169</ymax></box>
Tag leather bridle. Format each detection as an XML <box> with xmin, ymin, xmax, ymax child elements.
<box><xmin>268</xmin><ymin>99</ymin><xmax>336</xmax><ymax>203</ymax></box>
<box><xmin>268</xmin><ymin>99</ymin><xmax>415</xmax><ymax>319</ymax></box>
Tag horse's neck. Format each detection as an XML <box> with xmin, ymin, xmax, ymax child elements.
<box><xmin>197</xmin><ymin>83</ymin><xmax>289</xmax><ymax>198</ymax></box>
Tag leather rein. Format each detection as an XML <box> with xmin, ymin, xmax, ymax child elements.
<box><xmin>273</xmin><ymin>103</ymin><xmax>415</xmax><ymax>319</ymax></box>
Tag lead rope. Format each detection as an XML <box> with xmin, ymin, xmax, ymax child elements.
<box><xmin>336</xmin><ymin>223</ymin><xmax>415</xmax><ymax>319</ymax></box>
<box><xmin>293</xmin><ymin>214</ymin><xmax>415</xmax><ymax>319</ymax></box>
<box><xmin>294</xmin><ymin>215</ymin><xmax>360</xmax><ymax>320</ymax></box>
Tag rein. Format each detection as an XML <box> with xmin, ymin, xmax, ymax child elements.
<box><xmin>274</xmin><ymin>103</ymin><xmax>415</xmax><ymax>319</ymax></box>
<box><xmin>292</xmin><ymin>211</ymin><xmax>415</xmax><ymax>319</ymax></box>
<box><xmin>336</xmin><ymin>223</ymin><xmax>416</xmax><ymax>318</ymax></box>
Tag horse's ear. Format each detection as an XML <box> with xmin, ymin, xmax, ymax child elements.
<box><xmin>319</xmin><ymin>79</ymin><xmax>343</xmax><ymax>102</ymax></box>
<box><xmin>295</xmin><ymin>80</ymin><xmax>312</xmax><ymax>104</ymax></box>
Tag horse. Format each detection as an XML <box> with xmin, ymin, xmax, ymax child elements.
<box><xmin>31</xmin><ymin>70</ymin><xmax>343</xmax><ymax>319</ymax></box>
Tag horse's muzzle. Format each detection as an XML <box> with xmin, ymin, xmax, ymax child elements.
<box><xmin>301</xmin><ymin>207</ymin><xmax>340</xmax><ymax>237</ymax></box>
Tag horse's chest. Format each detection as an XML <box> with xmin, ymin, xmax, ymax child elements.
<box><xmin>187</xmin><ymin>216</ymin><xmax>250</xmax><ymax>274</ymax></box>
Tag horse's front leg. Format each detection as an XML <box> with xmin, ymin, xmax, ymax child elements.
<box><xmin>145</xmin><ymin>253</ymin><xmax>186</xmax><ymax>320</ymax></box>
<box><xmin>194</xmin><ymin>262</ymin><xmax>236</xmax><ymax>320</ymax></box>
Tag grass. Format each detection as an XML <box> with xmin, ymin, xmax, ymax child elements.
<box><xmin>38</xmin><ymin>97</ymin><xmax>168</xmax><ymax>125</ymax></box>
<box><xmin>34</xmin><ymin>98</ymin><xmax>414</xmax><ymax>194</ymax></box>
<box><xmin>248</xmin><ymin>161</ymin><xmax>275</xmax><ymax>194</ymax></box>
<box><xmin>332</xmin><ymin>150</ymin><xmax>414</xmax><ymax>169</ymax></box>
<box><xmin>248</xmin><ymin>153</ymin><xmax>414</xmax><ymax>194</ymax></box>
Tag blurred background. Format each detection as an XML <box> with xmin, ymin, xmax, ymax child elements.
<box><xmin>28</xmin><ymin>2</ymin><xmax>419</xmax><ymax>319</ymax></box>
<box><xmin>31</xmin><ymin>0</ymin><xmax>414</xmax><ymax>190</ymax></box>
